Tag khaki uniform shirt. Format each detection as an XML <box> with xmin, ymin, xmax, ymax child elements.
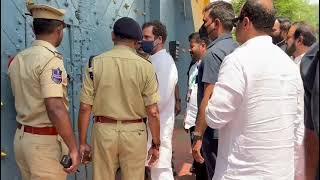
<box><xmin>80</xmin><ymin>45</ymin><xmax>159</xmax><ymax>120</ymax></box>
<box><xmin>8</xmin><ymin>40</ymin><xmax>69</xmax><ymax>127</ymax></box>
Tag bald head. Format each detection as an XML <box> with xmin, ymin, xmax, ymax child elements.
<box><xmin>256</xmin><ymin>0</ymin><xmax>274</xmax><ymax>10</ymax></box>
<box><xmin>240</xmin><ymin>0</ymin><xmax>276</xmax><ymax>34</ymax></box>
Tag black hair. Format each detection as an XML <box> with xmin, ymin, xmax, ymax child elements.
<box><xmin>198</xmin><ymin>24</ymin><xmax>210</xmax><ymax>45</ymax></box>
<box><xmin>188</xmin><ymin>32</ymin><xmax>201</xmax><ymax>42</ymax></box>
<box><xmin>142</xmin><ymin>20</ymin><xmax>167</xmax><ymax>43</ymax></box>
<box><xmin>33</xmin><ymin>18</ymin><xmax>65</xmax><ymax>35</ymax></box>
<box><xmin>240</xmin><ymin>0</ymin><xmax>276</xmax><ymax>34</ymax></box>
<box><xmin>277</xmin><ymin>17</ymin><xmax>291</xmax><ymax>33</ymax></box>
<box><xmin>293</xmin><ymin>22</ymin><xmax>316</xmax><ymax>47</ymax></box>
<box><xmin>203</xmin><ymin>1</ymin><xmax>235</xmax><ymax>32</ymax></box>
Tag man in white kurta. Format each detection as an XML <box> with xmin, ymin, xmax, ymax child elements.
<box><xmin>184</xmin><ymin>60</ymin><xmax>200</xmax><ymax>130</ymax></box>
<box><xmin>205</xmin><ymin>1</ymin><xmax>305</xmax><ymax>179</ymax></box>
<box><xmin>142</xmin><ymin>21</ymin><xmax>178</xmax><ymax>180</ymax></box>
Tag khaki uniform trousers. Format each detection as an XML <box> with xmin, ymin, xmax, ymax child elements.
<box><xmin>14</xmin><ymin>126</ymin><xmax>68</xmax><ymax>180</ymax></box>
<box><xmin>92</xmin><ymin>121</ymin><xmax>147</xmax><ymax>180</ymax></box>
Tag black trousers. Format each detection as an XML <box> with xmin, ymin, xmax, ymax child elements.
<box><xmin>189</xmin><ymin>126</ymin><xmax>208</xmax><ymax>180</ymax></box>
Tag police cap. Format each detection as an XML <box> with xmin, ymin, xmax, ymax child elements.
<box><xmin>113</xmin><ymin>17</ymin><xmax>143</xmax><ymax>41</ymax></box>
<box><xmin>27</xmin><ymin>4</ymin><xmax>65</xmax><ymax>22</ymax></box>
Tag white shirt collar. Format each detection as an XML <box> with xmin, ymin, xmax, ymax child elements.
<box><xmin>241</xmin><ymin>35</ymin><xmax>272</xmax><ymax>47</ymax></box>
<box><xmin>293</xmin><ymin>53</ymin><xmax>305</xmax><ymax>65</ymax></box>
<box><xmin>152</xmin><ymin>49</ymin><xmax>166</xmax><ymax>56</ymax></box>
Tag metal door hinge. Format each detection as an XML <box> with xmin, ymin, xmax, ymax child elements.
<box><xmin>1</xmin><ymin>151</ymin><xmax>7</xmax><ymax>158</ymax></box>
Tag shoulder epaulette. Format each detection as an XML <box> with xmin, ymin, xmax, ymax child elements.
<box><xmin>41</xmin><ymin>46</ymin><xmax>63</xmax><ymax>60</ymax></box>
<box><xmin>54</xmin><ymin>51</ymin><xmax>63</xmax><ymax>60</ymax></box>
<box><xmin>136</xmin><ymin>50</ymin><xmax>151</xmax><ymax>63</ymax></box>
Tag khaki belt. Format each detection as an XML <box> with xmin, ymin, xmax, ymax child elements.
<box><xmin>17</xmin><ymin>123</ymin><xmax>58</xmax><ymax>135</ymax></box>
<box><xmin>95</xmin><ymin>116</ymin><xmax>145</xmax><ymax>124</ymax></box>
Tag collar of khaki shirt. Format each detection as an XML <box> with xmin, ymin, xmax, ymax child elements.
<box><xmin>32</xmin><ymin>40</ymin><xmax>58</xmax><ymax>53</ymax></box>
<box><xmin>113</xmin><ymin>44</ymin><xmax>136</xmax><ymax>52</ymax></box>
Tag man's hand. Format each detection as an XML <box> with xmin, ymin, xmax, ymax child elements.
<box><xmin>183</xmin><ymin>122</ymin><xmax>189</xmax><ymax>133</ymax></box>
<box><xmin>64</xmin><ymin>149</ymin><xmax>80</xmax><ymax>174</ymax></box>
<box><xmin>184</xmin><ymin>128</ymin><xmax>189</xmax><ymax>134</ymax></box>
<box><xmin>175</xmin><ymin>100</ymin><xmax>181</xmax><ymax>116</ymax></box>
<box><xmin>192</xmin><ymin>139</ymin><xmax>205</xmax><ymax>164</ymax></box>
<box><xmin>147</xmin><ymin>147</ymin><xmax>160</xmax><ymax>167</ymax></box>
<box><xmin>79</xmin><ymin>144</ymin><xmax>92</xmax><ymax>164</ymax></box>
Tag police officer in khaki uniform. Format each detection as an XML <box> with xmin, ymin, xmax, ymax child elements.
<box><xmin>78</xmin><ymin>17</ymin><xmax>161</xmax><ymax>180</ymax></box>
<box><xmin>8</xmin><ymin>3</ymin><xmax>80</xmax><ymax>180</ymax></box>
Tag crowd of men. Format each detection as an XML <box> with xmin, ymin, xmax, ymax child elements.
<box><xmin>6</xmin><ymin>0</ymin><xmax>318</xmax><ymax>180</ymax></box>
<box><xmin>183</xmin><ymin>1</ymin><xmax>319</xmax><ymax>180</ymax></box>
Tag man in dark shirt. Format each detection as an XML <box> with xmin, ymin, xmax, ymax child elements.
<box><xmin>301</xmin><ymin>42</ymin><xmax>319</xmax><ymax>180</ymax></box>
<box><xmin>191</xmin><ymin>1</ymin><xmax>238</xmax><ymax>179</ymax></box>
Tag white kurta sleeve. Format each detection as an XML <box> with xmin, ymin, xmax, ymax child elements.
<box><xmin>294</xmin><ymin>76</ymin><xmax>305</xmax><ymax>175</ymax></box>
<box><xmin>158</xmin><ymin>63</ymin><xmax>178</xmax><ymax>111</ymax></box>
<box><xmin>205</xmin><ymin>54</ymin><xmax>245</xmax><ymax>129</ymax></box>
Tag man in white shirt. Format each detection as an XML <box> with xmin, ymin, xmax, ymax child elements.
<box><xmin>141</xmin><ymin>20</ymin><xmax>178</xmax><ymax>180</ymax></box>
<box><xmin>205</xmin><ymin>0</ymin><xmax>305</xmax><ymax>179</ymax></box>
<box><xmin>185</xmin><ymin>32</ymin><xmax>209</xmax><ymax>179</ymax></box>
<box><xmin>286</xmin><ymin>22</ymin><xmax>316</xmax><ymax>67</ymax></box>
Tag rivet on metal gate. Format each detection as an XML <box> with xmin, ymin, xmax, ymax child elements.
<box><xmin>96</xmin><ymin>21</ymin><xmax>99</xmax><ymax>25</ymax></box>
<box><xmin>113</xmin><ymin>0</ymin><xmax>116</xmax><ymax>4</ymax></box>
<box><xmin>93</xmin><ymin>11</ymin><xmax>97</xmax><ymax>15</ymax></box>
<box><xmin>64</xmin><ymin>2</ymin><xmax>69</xmax><ymax>7</ymax></box>
<box><xmin>112</xmin><ymin>17</ymin><xmax>116</xmax><ymax>21</ymax></box>
<box><xmin>18</xmin><ymin>39</ymin><xmax>23</xmax><ymax>43</ymax></box>
<box><xmin>109</xmin><ymin>24</ymin><xmax>113</xmax><ymax>29</ymax></box>
<box><xmin>18</xmin><ymin>20</ymin><xmax>22</xmax><ymax>25</ymax></box>
<box><xmin>124</xmin><ymin>3</ymin><xmax>130</xmax><ymax>10</ymax></box>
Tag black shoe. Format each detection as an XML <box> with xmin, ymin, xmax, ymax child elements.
<box><xmin>190</xmin><ymin>166</ymin><xmax>196</xmax><ymax>174</ymax></box>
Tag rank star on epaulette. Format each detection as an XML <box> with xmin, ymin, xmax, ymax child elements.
<box><xmin>52</xmin><ymin>68</ymin><xmax>62</xmax><ymax>84</ymax></box>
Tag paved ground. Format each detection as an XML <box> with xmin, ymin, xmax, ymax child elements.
<box><xmin>172</xmin><ymin>128</ymin><xmax>196</xmax><ymax>180</ymax></box>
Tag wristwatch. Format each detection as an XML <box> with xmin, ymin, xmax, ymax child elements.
<box><xmin>152</xmin><ymin>140</ymin><xmax>161</xmax><ymax>150</ymax></box>
<box><xmin>191</xmin><ymin>131</ymin><xmax>203</xmax><ymax>142</ymax></box>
